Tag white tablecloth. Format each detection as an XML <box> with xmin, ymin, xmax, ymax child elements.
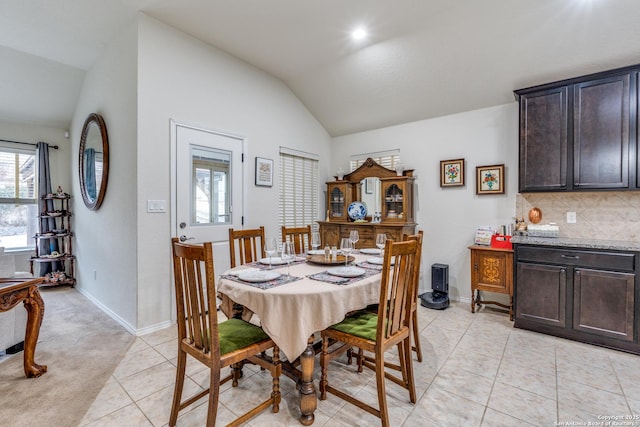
<box><xmin>218</xmin><ymin>253</ymin><xmax>382</xmax><ymax>361</ymax></box>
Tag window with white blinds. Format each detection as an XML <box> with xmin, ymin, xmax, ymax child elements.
<box><xmin>279</xmin><ymin>148</ymin><xmax>319</xmax><ymax>228</ymax></box>
<box><xmin>350</xmin><ymin>149</ymin><xmax>401</xmax><ymax>171</ymax></box>
<box><xmin>0</xmin><ymin>146</ymin><xmax>37</xmax><ymax>250</ymax></box>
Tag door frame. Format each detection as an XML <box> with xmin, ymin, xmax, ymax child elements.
<box><xmin>170</xmin><ymin>118</ymin><xmax>248</xmax><ymax>242</ymax></box>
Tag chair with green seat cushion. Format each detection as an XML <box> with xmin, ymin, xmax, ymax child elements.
<box><xmin>354</xmin><ymin>231</ymin><xmax>424</xmax><ymax>372</ymax></box>
<box><xmin>217</xmin><ymin>318</ymin><xmax>270</xmax><ymax>355</ymax></box>
<box><xmin>320</xmin><ymin>238</ymin><xmax>420</xmax><ymax>427</ymax></box>
<box><xmin>169</xmin><ymin>237</ymin><xmax>281</xmax><ymax>427</ymax></box>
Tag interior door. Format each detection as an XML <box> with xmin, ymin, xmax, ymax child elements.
<box><xmin>171</xmin><ymin>121</ymin><xmax>244</xmax><ymax>272</ymax></box>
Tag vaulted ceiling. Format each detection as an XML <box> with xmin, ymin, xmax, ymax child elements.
<box><xmin>2</xmin><ymin>0</ymin><xmax>640</xmax><ymax>136</ymax></box>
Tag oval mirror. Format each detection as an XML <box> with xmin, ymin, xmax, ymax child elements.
<box><xmin>79</xmin><ymin>113</ymin><xmax>109</xmax><ymax>210</ymax></box>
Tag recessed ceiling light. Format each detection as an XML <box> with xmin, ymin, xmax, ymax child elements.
<box><xmin>352</xmin><ymin>27</ymin><xmax>367</xmax><ymax>41</ymax></box>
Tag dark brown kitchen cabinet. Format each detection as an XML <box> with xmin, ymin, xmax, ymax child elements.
<box><xmin>514</xmin><ymin>244</ymin><xmax>639</xmax><ymax>354</ymax></box>
<box><xmin>515</xmin><ymin>65</ymin><xmax>637</xmax><ymax>192</ymax></box>
<box><xmin>515</xmin><ymin>262</ymin><xmax>566</xmax><ymax>328</ymax></box>
<box><xmin>573</xmin><ymin>268</ymin><xmax>635</xmax><ymax>342</ymax></box>
<box><xmin>518</xmin><ymin>87</ymin><xmax>568</xmax><ymax>192</ymax></box>
<box><xmin>573</xmin><ymin>74</ymin><xmax>630</xmax><ymax>190</ymax></box>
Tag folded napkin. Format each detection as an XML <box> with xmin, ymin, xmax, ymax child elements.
<box><xmin>307</xmin><ymin>271</ymin><xmax>350</xmax><ymax>285</ymax></box>
<box><xmin>225</xmin><ymin>267</ymin><xmax>260</xmax><ymax>276</ymax></box>
<box><xmin>221</xmin><ymin>273</ymin><xmax>301</xmax><ymax>290</ymax></box>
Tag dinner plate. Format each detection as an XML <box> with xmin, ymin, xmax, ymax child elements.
<box><xmin>238</xmin><ymin>270</ymin><xmax>281</xmax><ymax>283</ymax></box>
<box><xmin>259</xmin><ymin>257</ymin><xmax>288</xmax><ymax>265</ymax></box>
<box><xmin>327</xmin><ymin>266</ymin><xmax>365</xmax><ymax>278</ymax></box>
<box><xmin>366</xmin><ymin>257</ymin><xmax>394</xmax><ymax>266</ymax></box>
<box><xmin>359</xmin><ymin>248</ymin><xmax>381</xmax><ymax>255</ymax></box>
<box><xmin>307</xmin><ymin>249</ymin><xmax>325</xmax><ymax>255</ymax></box>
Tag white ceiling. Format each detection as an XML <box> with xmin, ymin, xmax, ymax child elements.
<box><xmin>1</xmin><ymin>0</ymin><xmax>640</xmax><ymax>136</ymax></box>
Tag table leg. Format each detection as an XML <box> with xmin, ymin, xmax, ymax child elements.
<box><xmin>298</xmin><ymin>335</ymin><xmax>316</xmax><ymax>425</ymax></box>
<box><xmin>23</xmin><ymin>286</ymin><xmax>47</xmax><ymax>378</ymax></box>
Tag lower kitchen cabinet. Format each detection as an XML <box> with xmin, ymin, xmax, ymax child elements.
<box><xmin>514</xmin><ymin>244</ymin><xmax>639</xmax><ymax>353</ymax></box>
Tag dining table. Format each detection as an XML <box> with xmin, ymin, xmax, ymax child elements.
<box><xmin>217</xmin><ymin>249</ymin><xmax>385</xmax><ymax>426</ymax></box>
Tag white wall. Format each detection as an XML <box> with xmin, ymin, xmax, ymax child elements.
<box><xmin>0</xmin><ymin>120</ymin><xmax>71</xmax><ymax>271</ymax></box>
<box><xmin>332</xmin><ymin>103</ymin><xmax>519</xmax><ymax>301</ymax></box>
<box><xmin>136</xmin><ymin>14</ymin><xmax>331</xmax><ymax>331</ymax></box>
<box><xmin>70</xmin><ymin>19</ymin><xmax>138</xmax><ymax>330</ymax></box>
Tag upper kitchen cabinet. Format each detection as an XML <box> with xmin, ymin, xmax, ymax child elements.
<box><xmin>515</xmin><ymin>65</ymin><xmax>637</xmax><ymax>192</ymax></box>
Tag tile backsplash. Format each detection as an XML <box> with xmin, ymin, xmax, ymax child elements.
<box><xmin>516</xmin><ymin>191</ymin><xmax>640</xmax><ymax>242</ymax></box>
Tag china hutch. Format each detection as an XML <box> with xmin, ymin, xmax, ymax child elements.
<box><xmin>318</xmin><ymin>158</ymin><xmax>416</xmax><ymax>248</ymax></box>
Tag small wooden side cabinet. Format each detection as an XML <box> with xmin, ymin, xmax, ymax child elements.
<box><xmin>469</xmin><ymin>245</ymin><xmax>514</xmax><ymax>320</ymax></box>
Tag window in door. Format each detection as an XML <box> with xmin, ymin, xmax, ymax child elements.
<box><xmin>191</xmin><ymin>147</ymin><xmax>231</xmax><ymax>225</ymax></box>
<box><xmin>279</xmin><ymin>148</ymin><xmax>319</xmax><ymax>228</ymax></box>
<box><xmin>0</xmin><ymin>147</ymin><xmax>37</xmax><ymax>250</ymax></box>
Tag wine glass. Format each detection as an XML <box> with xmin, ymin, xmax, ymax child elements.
<box><xmin>311</xmin><ymin>231</ymin><xmax>321</xmax><ymax>252</ymax></box>
<box><xmin>340</xmin><ymin>237</ymin><xmax>352</xmax><ymax>267</ymax></box>
<box><xmin>281</xmin><ymin>241</ymin><xmax>295</xmax><ymax>277</ymax></box>
<box><xmin>265</xmin><ymin>237</ymin><xmax>278</xmax><ymax>269</ymax></box>
<box><xmin>376</xmin><ymin>233</ymin><xmax>387</xmax><ymax>258</ymax></box>
<box><xmin>349</xmin><ymin>230</ymin><xmax>359</xmax><ymax>252</ymax></box>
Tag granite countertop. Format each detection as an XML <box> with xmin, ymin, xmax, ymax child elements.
<box><xmin>510</xmin><ymin>235</ymin><xmax>640</xmax><ymax>252</ymax></box>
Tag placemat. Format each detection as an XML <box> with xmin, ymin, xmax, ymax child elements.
<box><xmin>246</xmin><ymin>257</ymin><xmax>306</xmax><ymax>270</ymax></box>
<box><xmin>307</xmin><ymin>268</ymin><xmax>379</xmax><ymax>285</ymax></box>
<box><xmin>221</xmin><ymin>274</ymin><xmax>302</xmax><ymax>290</ymax></box>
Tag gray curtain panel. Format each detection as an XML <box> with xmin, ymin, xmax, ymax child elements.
<box><xmin>36</xmin><ymin>142</ymin><xmax>60</xmax><ymax>274</ymax></box>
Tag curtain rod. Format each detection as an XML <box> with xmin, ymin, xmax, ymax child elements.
<box><xmin>0</xmin><ymin>139</ymin><xmax>59</xmax><ymax>150</ymax></box>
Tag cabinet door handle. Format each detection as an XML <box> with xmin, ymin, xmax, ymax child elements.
<box><xmin>560</xmin><ymin>254</ymin><xmax>580</xmax><ymax>259</ymax></box>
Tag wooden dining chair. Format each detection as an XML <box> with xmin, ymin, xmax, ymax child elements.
<box><xmin>281</xmin><ymin>225</ymin><xmax>311</xmax><ymax>254</ymax></box>
<box><xmin>169</xmin><ymin>237</ymin><xmax>281</xmax><ymax>427</ymax></box>
<box><xmin>353</xmin><ymin>230</ymin><xmax>424</xmax><ymax>371</ymax></box>
<box><xmin>228</xmin><ymin>226</ymin><xmax>266</xmax><ymax>268</ymax></box>
<box><xmin>320</xmin><ymin>238</ymin><xmax>420</xmax><ymax>427</ymax></box>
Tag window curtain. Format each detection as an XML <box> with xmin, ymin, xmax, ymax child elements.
<box><xmin>36</xmin><ymin>142</ymin><xmax>59</xmax><ymax>274</ymax></box>
<box><xmin>84</xmin><ymin>148</ymin><xmax>96</xmax><ymax>200</ymax></box>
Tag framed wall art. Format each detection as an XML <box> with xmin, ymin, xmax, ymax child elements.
<box><xmin>440</xmin><ymin>158</ymin><xmax>465</xmax><ymax>187</ymax></box>
<box><xmin>476</xmin><ymin>164</ymin><xmax>505</xmax><ymax>195</ymax></box>
<box><xmin>255</xmin><ymin>157</ymin><xmax>273</xmax><ymax>187</ymax></box>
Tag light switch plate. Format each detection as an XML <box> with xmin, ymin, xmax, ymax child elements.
<box><xmin>567</xmin><ymin>211</ymin><xmax>577</xmax><ymax>224</ymax></box>
<box><xmin>147</xmin><ymin>200</ymin><xmax>166</xmax><ymax>213</ymax></box>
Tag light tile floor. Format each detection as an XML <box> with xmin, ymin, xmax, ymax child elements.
<box><xmin>81</xmin><ymin>302</ymin><xmax>640</xmax><ymax>426</ymax></box>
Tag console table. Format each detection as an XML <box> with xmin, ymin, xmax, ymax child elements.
<box><xmin>469</xmin><ymin>245</ymin><xmax>514</xmax><ymax>320</ymax></box>
<box><xmin>0</xmin><ymin>277</ymin><xmax>47</xmax><ymax>377</ymax></box>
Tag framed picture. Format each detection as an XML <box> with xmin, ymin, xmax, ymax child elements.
<box><xmin>440</xmin><ymin>158</ymin><xmax>465</xmax><ymax>187</ymax></box>
<box><xmin>476</xmin><ymin>164</ymin><xmax>505</xmax><ymax>195</ymax></box>
<box><xmin>255</xmin><ymin>157</ymin><xmax>273</xmax><ymax>187</ymax></box>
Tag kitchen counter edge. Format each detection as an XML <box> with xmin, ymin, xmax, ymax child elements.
<box><xmin>510</xmin><ymin>235</ymin><xmax>640</xmax><ymax>252</ymax></box>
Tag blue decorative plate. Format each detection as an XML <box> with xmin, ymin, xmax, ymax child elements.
<box><xmin>347</xmin><ymin>201</ymin><xmax>367</xmax><ymax>220</ymax></box>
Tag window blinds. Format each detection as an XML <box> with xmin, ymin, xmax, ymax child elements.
<box><xmin>279</xmin><ymin>150</ymin><xmax>319</xmax><ymax>228</ymax></box>
<box><xmin>350</xmin><ymin>149</ymin><xmax>401</xmax><ymax>171</ymax></box>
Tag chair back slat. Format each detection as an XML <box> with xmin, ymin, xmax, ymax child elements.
<box><xmin>377</xmin><ymin>239</ymin><xmax>419</xmax><ymax>341</ymax></box>
<box><xmin>171</xmin><ymin>238</ymin><xmax>218</xmax><ymax>356</ymax></box>
<box><xmin>229</xmin><ymin>227</ymin><xmax>266</xmax><ymax>267</ymax></box>
<box><xmin>281</xmin><ymin>225</ymin><xmax>311</xmax><ymax>254</ymax></box>
<box><xmin>403</xmin><ymin>230</ymin><xmax>424</xmax><ymax>304</ymax></box>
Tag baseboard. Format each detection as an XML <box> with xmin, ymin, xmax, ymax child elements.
<box><xmin>76</xmin><ymin>287</ymin><xmax>174</xmax><ymax>337</ymax></box>
<box><xmin>75</xmin><ymin>287</ymin><xmax>137</xmax><ymax>335</ymax></box>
